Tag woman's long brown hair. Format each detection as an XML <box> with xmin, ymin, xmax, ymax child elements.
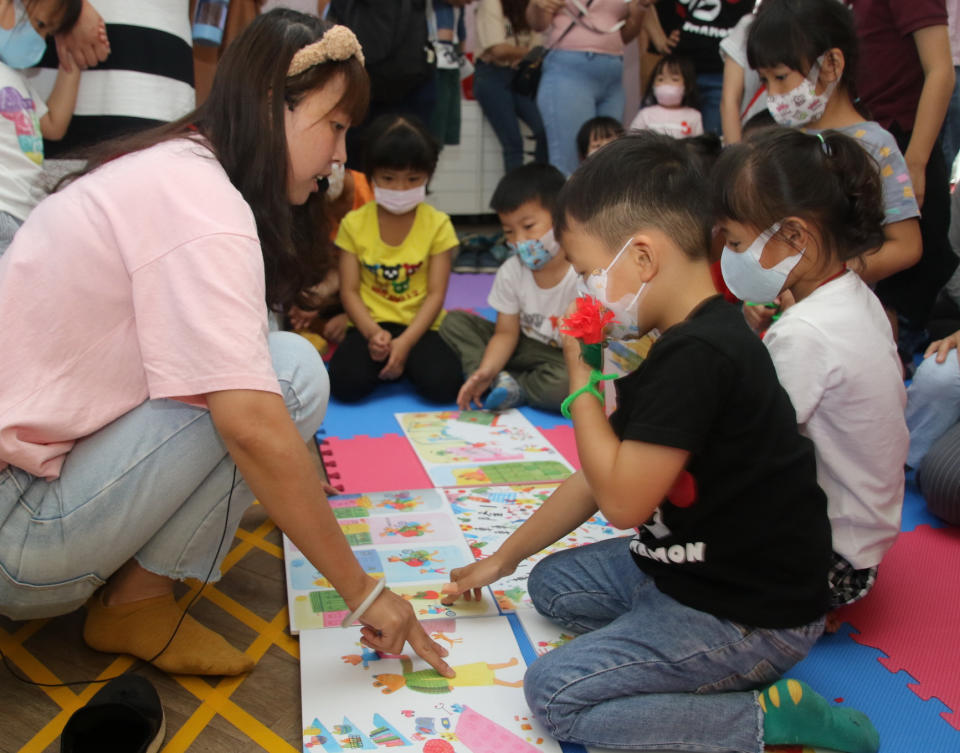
<box><xmin>59</xmin><ymin>9</ymin><xmax>369</xmax><ymax>311</ymax></box>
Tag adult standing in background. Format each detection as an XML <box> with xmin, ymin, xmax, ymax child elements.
<box><xmin>940</xmin><ymin>0</ymin><xmax>960</xmax><ymax>172</ymax></box>
<box><xmin>328</xmin><ymin>0</ymin><xmax>436</xmax><ymax>170</ymax></box>
<box><xmin>527</xmin><ymin>0</ymin><xmax>648</xmax><ymax>176</ymax></box>
<box><xmin>30</xmin><ymin>0</ymin><xmax>194</xmax><ymax>156</ymax></box>
<box><xmin>474</xmin><ymin>0</ymin><xmax>548</xmax><ymax>171</ymax></box>
<box><xmin>849</xmin><ymin>0</ymin><xmax>958</xmax><ymax>352</ymax></box>
<box><xmin>645</xmin><ymin>0</ymin><xmax>753</xmax><ymax>136</ymax></box>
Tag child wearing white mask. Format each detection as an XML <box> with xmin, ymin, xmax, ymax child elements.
<box><xmin>627</xmin><ymin>55</ymin><xmax>703</xmax><ymax>139</ymax></box>
<box><xmin>715</xmin><ymin>127</ymin><xmax>909</xmax><ymax>612</ymax></box>
<box><xmin>330</xmin><ymin>114</ymin><xmax>462</xmax><ymax>403</ymax></box>
<box><xmin>0</xmin><ymin>0</ymin><xmax>84</xmax><ymax>253</ymax></box>
<box><xmin>745</xmin><ymin>0</ymin><xmax>921</xmax><ymax>313</ymax></box>
<box><xmin>439</xmin><ymin>163</ymin><xmax>577</xmax><ymax>412</ymax></box>
<box><xmin>443</xmin><ymin>132</ymin><xmax>881</xmax><ymax>753</ymax></box>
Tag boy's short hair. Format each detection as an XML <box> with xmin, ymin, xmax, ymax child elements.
<box><xmin>575</xmin><ymin>116</ymin><xmax>624</xmax><ymax>160</ymax></box>
<box><xmin>490</xmin><ymin>163</ymin><xmax>567</xmax><ymax>215</ymax></box>
<box><xmin>554</xmin><ymin>132</ymin><xmax>712</xmax><ymax>260</ymax></box>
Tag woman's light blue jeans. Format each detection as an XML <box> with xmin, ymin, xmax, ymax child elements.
<box><xmin>906</xmin><ymin>352</ymin><xmax>960</xmax><ymax>469</ymax></box>
<box><xmin>523</xmin><ymin>538</ymin><xmax>825</xmax><ymax>753</ymax></box>
<box><xmin>0</xmin><ymin>332</ymin><xmax>328</xmax><ymax>621</ymax></box>
<box><xmin>536</xmin><ymin>49</ymin><xmax>625</xmax><ymax>176</ymax></box>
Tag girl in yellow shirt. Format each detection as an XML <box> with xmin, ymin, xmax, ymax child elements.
<box><xmin>330</xmin><ymin>114</ymin><xmax>462</xmax><ymax>402</ymax></box>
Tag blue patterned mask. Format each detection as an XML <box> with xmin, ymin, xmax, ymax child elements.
<box><xmin>511</xmin><ymin>228</ymin><xmax>559</xmax><ymax>270</ymax></box>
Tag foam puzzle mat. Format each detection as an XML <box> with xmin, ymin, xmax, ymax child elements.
<box><xmin>311</xmin><ymin>362</ymin><xmax>960</xmax><ymax>752</ymax></box>
<box><xmin>2</xmin><ymin>276</ymin><xmax>957</xmax><ymax>751</ymax></box>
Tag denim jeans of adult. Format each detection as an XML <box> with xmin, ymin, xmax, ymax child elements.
<box><xmin>523</xmin><ymin>538</ymin><xmax>825</xmax><ymax>753</ymax></box>
<box><xmin>696</xmin><ymin>71</ymin><xmax>724</xmax><ymax>135</ymax></box>
<box><xmin>906</xmin><ymin>352</ymin><xmax>960</xmax><ymax>468</ymax></box>
<box><xmin>940</xmin><ymin>65</ymin><xmax>960</xmax><ymax>172</ymax></box>
<box><xmin>0</xmin><ymin>210</ymin><xmax>23</xmax><ymax>257</ymax></box>
<box><xmin>537</xmin><ymin>49</ymin><xmax>625</xmax><ymax>176</ymax></box>
<box><xmin>473</xmin><ymin>61</ymin><xmax>548</xmax><ymax>172</ymax></box>
<box><xmin>0</xmin><ymin>332</ymin><xmax>329</xmax><ymax>620</ymax></box>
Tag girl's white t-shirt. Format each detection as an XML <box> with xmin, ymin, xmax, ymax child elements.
<box><xmin>764</xmin><ymin>272</ymin><xmax>908</xmax><ymax>569</ymax></box>
<box><xmin>0</xmin><ymin>138</ymin><xmax>280</xmax><ymax>479</ymax></box>
<box><xmin>0</xmin><ymin>62</ymin><xmax>48</xmax><ymax>221</ymax></box>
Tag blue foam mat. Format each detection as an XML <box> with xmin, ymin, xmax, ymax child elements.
<box><xmin>900</xmin><ymin>469</ymin><xmax>947</xmax><ymax>532</ymax></box>
<box><xmin>785</xmin><ymin>624</ymin><xmax>959</xmax><ymax>751</ymax></box>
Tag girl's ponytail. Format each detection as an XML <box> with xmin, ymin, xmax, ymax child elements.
<box><xmin>711</xmin><ymin>128</ymin><xmax>886</xmax><ymax>267</ymax></box>
<box><xmin>817</xmin><ymin>131</ymin><xmax>886</xmax><ymax>261</ymax></box>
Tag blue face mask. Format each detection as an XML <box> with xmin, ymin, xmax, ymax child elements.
<box><xmin>510</xmin><ymin>228</ymin><xmax>559</xmax><ymax>271</ymax></box>
<box><xmin>0</xmin><ymin>2</ymin><xmax>47</xmax><ymax>69</ymax></box>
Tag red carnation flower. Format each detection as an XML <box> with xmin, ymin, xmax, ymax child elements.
<box><xmin>560</xmin><ymin>296</ymin><xmax>617</xmax><ymax>345</ymax></box>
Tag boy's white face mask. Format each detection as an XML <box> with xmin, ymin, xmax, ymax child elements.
<box><xmin>576</xmin><ymin>238</ymin><xmax>647</xmax><ymax>340</ymax></box>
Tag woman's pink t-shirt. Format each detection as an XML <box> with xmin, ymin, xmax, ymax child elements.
<box><xmin>0</xmin><ymin>138</ymin><xmax>281</xmax><ymax>479</ymax></box>
<box><xmin>549</xmin><ymin>0</ymin><xmax>629</xmax><ymax>56</ymax></box>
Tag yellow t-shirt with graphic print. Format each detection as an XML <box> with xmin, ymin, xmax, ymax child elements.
<box><xmin>336</xmin><ymin>201</ymin><xmax>458</xmax><ymax>330</ymax></box>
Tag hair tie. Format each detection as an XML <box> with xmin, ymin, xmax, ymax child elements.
<box><xmin>288</xmin><ymin>25</ymin><xmax>364</xmax><ymax>77</ymax></box>
<box><xmin>815</xmin><ymin>132</ymin><xmax>831</xmax><ymax>156</ymax></box>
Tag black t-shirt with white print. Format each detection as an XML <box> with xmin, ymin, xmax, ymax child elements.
<box><xmin>609</xmin><ymin>296</ymin><xmax>831</xmax><ymax>629</ymax></box>
<box><xmin>654</xmin><ymin>0</ymin><xmax>753</xmax><ymax>75</ymax></box>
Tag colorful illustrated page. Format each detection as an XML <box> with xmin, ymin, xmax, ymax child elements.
<box><xmin>515</xmin><ymin>610</ymin><xmax>578</xmax><ymax>659</ymax></box>
<box><xmin>300</xmin><ymin>616</ymin><xmax>563</xmax><ymax>753</ymax></box>
<box><xmin>395</xmin><ymin>410</ymin><xmax>573</xmax><ymax>487</ymax></box>
<box><xmin>445</xmin><ymin>485</ymin><xmax>624</xmax><ymax>612</ymax></box>
<box><xmin>284</xmin><ymin>491</ymin><xmax>494</xmax><ymax>633</ymax></box>
<box><xmin>329</xmin><ymin>489</ymin><xmax>448</xmax><ymax>519</ymax></box>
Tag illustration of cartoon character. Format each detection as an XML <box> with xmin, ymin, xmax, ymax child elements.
<box><xmin>536</xmin><ymin>634</ymin><xmax>575</xmax><ymax>656</ymax></box>
<box><xmin>387</xmin><ymin>549</ymin><xmax>446</xmax><ymax>574</ymax></box>
<box><xmin>381</xmin><ymin>521</ymin><xmax>434</xmax><ymax>538</ymax></box>
<box><xmin>429</xmin><ymin>632</ymin><xmax>463</xmax><ymax>649</ymax></box>
<box><xmin>342</xmin><ymin>645</ymin><xmax>405</xmax><ymax>669</ymax></box>
<box><xmin>372</xmin><ymin>656</ymin><xmax>522</xmax><ymax>694</ymax></box>
<box><xmin>493</xmin><ymin>587</ymin><xmax>528</xmax><ymax>611</ymax></box>
<box><xmin>376</xmin><ymin>493</ymin><xmax>421</xmax><ymax>512</ymax></box>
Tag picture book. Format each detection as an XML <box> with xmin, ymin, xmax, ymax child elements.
<box><xmin>394</xmin><ymin>410</ymin><xmax>573</xmax><ymax>487</ymax></box>
<box><xmin>299</xmin><ymin>615</ymin><xmax>563</xmax><ymax>753</ymax></box>
<box><xmin>445</xmin><ymin>485</ymin><xmax>623</xmax><ymax>612</ymax></box>
<box><xmin>283</xmin><ymin>489</ymin><xmax>495</xmax><ymax>633</ymax></box>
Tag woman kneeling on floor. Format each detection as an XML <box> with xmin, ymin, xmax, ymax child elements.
<box><xmin>0</xmin><ymin>9</ymin><xmax>452</xmax><ymax>679</ymax></box>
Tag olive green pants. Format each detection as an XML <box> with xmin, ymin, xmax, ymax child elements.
<box><xmin>439</xmin><ymin>310</ymin><xmax>569</xmax><ymax>412</ymax></box>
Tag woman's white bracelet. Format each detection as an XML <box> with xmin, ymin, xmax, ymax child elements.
<box><xmin>341</xmin><ymin>578</ymin><xmax>386</xmax><ymax>628</ymax></box>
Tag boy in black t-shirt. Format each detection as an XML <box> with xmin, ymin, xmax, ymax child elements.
<box><xmin>442</xmin><ymin>133</ymin><xmax>881</xmax><ymax>753</ymax></box>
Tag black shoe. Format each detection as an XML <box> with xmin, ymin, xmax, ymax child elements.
<box><xmin>61</xmin><ymin>675</ymin><xmax>165</xmax><ymax>753</ymax></box>
<box><xmin>453</xmin><ymin>248</ymin><xmax>479</xmax><ymax>273</ymax></box>
<box><xmin>475</xmin><ymin>250</ymin><xmax>502</xmax><ymax>273</ymax></box>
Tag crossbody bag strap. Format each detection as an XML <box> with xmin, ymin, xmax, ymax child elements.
<box><xmin>549</xmin><ymin>0</ymin><xmax>597</xmax><ymax>50</ymax></box>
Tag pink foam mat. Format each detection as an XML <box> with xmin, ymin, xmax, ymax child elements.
<box><xmin>318</xmin><ymin>433</ymin><xmax>432</xmax><ymax>494</ymax></box>
<box><xmin>537</xmin><ymin>425</ymin><xmax>580</xmax><ymax>470</ymax></box>
<box><xmin>837</xmin><ymin>524</ymin><xmax>960</xmax><ymax>729</ymax></box>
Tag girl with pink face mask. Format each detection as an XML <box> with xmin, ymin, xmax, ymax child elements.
<box><xmin>330</xmin><ymin>113</ymin><xmax>463</xmax><ymax>403</ymax></box>
<box><xmin>627</xmin><ymin>55</ymin><xmax>703</xmax><ymax>139</ymax></box>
